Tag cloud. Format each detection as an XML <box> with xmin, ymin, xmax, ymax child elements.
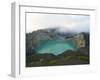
<box><xmin>26</xmin><ymin>13</ymin><xmax>90</xmax><ymax>33</ymax></box>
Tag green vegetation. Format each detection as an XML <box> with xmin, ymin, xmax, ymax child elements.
<box><xmin>26</xmin><ymin>47</ymin><xmax>89</xmax><ymax>67</ymax></box>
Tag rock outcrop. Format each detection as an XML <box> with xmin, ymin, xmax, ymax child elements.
<box><xmin>26</xmin><ymin>28</ymin><xmax>89</xmax><ymax>57</ymax></box>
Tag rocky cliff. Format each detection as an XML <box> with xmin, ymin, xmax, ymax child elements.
<box><xmin>26</xmin><ymin>28</ymin><xmax>89</xmax><ymax>56</ymax></box>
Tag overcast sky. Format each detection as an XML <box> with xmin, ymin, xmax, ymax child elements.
<box><xmin>26</xmin><ymin>13</ymin><xmax>90</xmax><ymax>33</ymax></box>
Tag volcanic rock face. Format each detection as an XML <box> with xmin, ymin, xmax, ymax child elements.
<box><xmin>26</xmin><ymin>28</ymin><xmax>89</xmax><ymax>67</ymax></box>
<box><xmin>26</xmin><ymin>28</ymin><xmax>89</xmax><ymax>56</ymax></box>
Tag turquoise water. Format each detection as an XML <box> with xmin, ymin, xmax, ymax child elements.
<box><xmin>35</xmin><ymin>39</ymin><xmax>77</xmax><ymax>55</ymax></box>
